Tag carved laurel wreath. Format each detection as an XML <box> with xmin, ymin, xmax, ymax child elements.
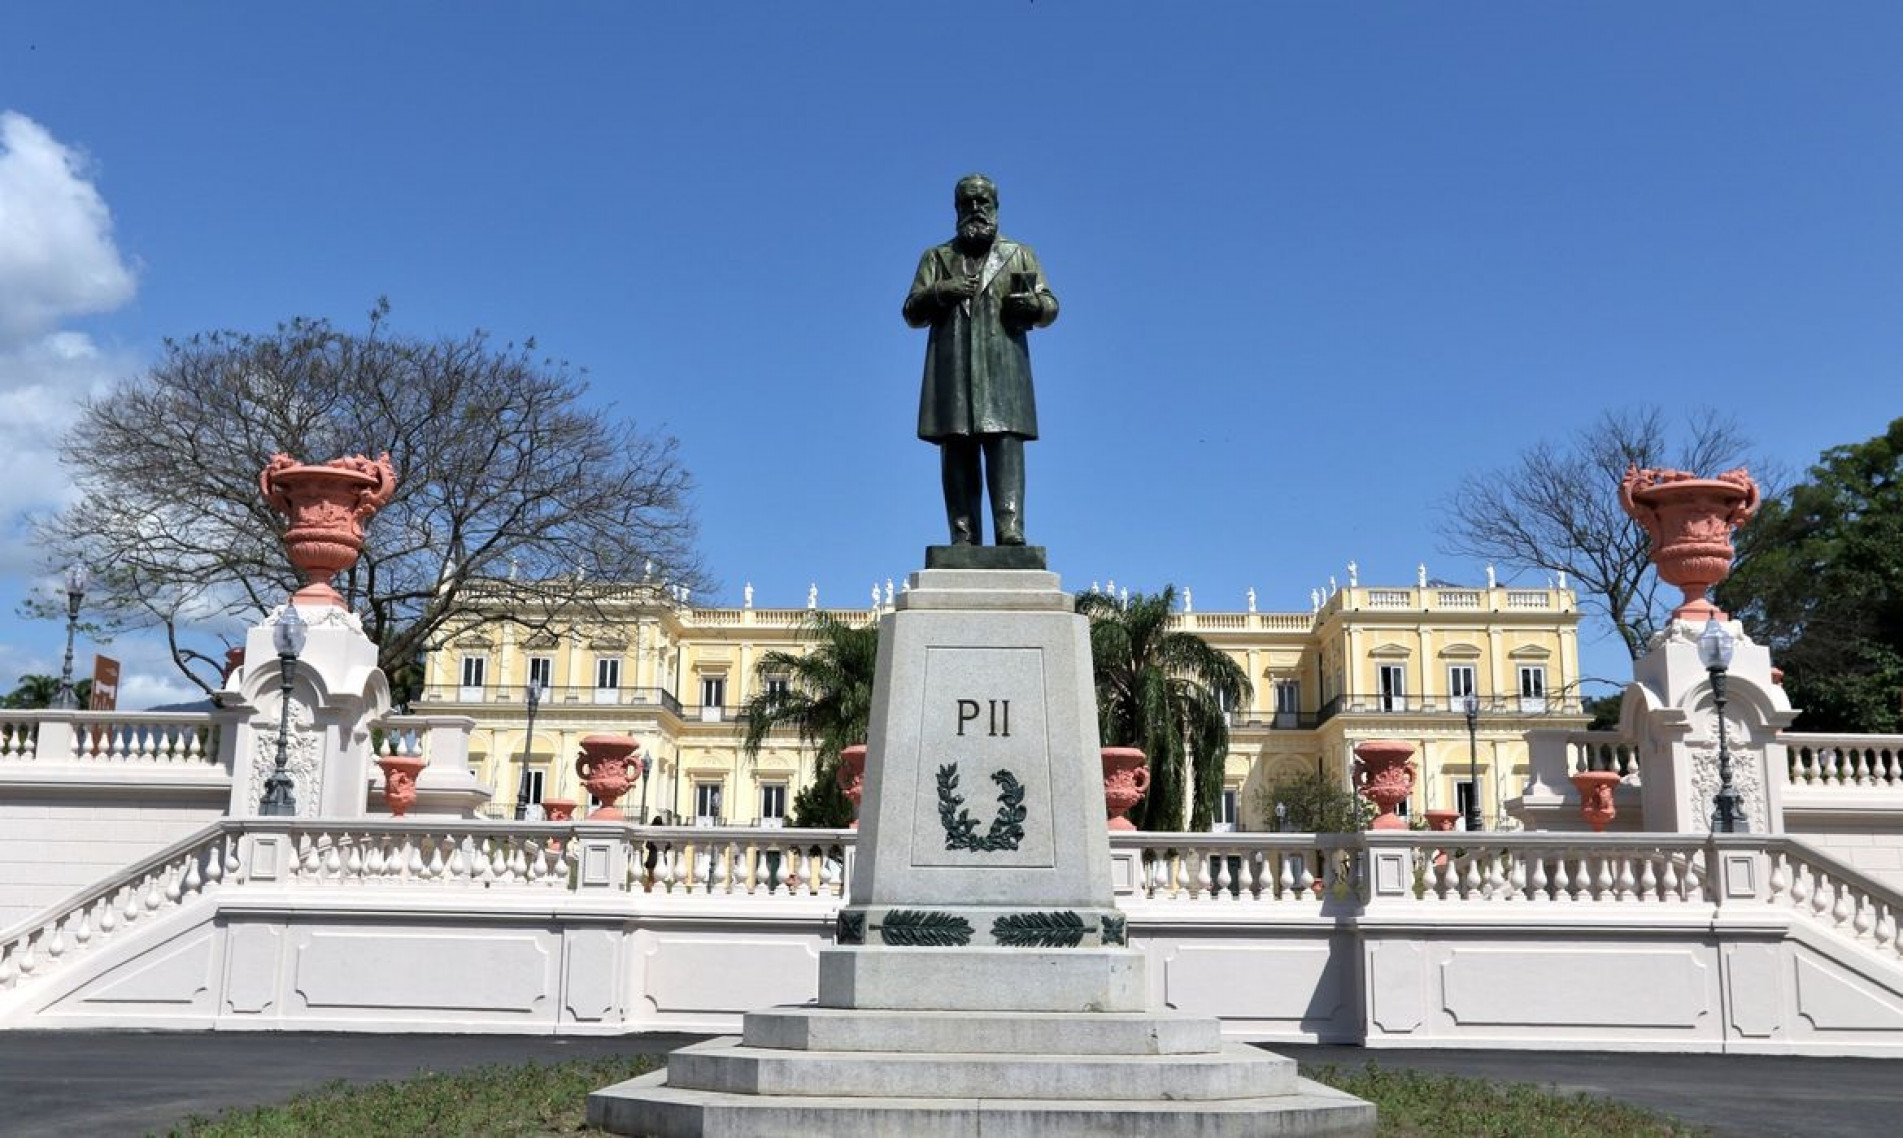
<box><xmin>936</xmin><ymin>763</ymin><xmax>1027</xmax><ymax>852</ymax></box>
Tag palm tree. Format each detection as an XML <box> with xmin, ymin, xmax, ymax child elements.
<box><xmin>738</xmin><ymin>613</ymin><xmax>880</xmax><ymax>827</ymax></box>
<box><xmin>3</xmin><ymin>674</ymin><xmax>92</xmax><ymax>709</ymax></box>
<box><xmin>1078</xmin><ymin>587</ymin><xmax>1250</xmax><ymax>831</ymax></box>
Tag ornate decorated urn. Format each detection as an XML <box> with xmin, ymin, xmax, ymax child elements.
<box><xmin>376</xmin><ymin>755</ymin><xmax>425</xmax><ymax>817</ymax></box>
<box><xmin>1570</xmin><ymin>770</ymin><xmax>1621</xmax><ymax>832</ymax></box>
<box><xmin>540</xmin><ymin>798</ymin><xmax>577</xmax><ymax>822</ymax></box>
<box><xmin>259</xmin><ymin>452</ymin><xmax>398</xmax><ymax>607</ymax></box>
<box><xmin>1352</xmin><ymin>739</ymin><xmax>1417</xmax><ymax>830</ymax></box>
<box><xmin>576</xmin><ymin>735</ymin><xmax>642</xmax><ymax>820</ymax></box>
<box><xmin>1100</xmin><ymin>746</ymin><xmax>1151</xmax><ymax>831</ymax></box>
<box><xmin>837</xmin><ymin>744</ymin><xmax>868</xmax><ymax>828</ymax></box>
<box><xmin>1424</xmin><ymin>808</ymin><xmax>1459</xmax><ymax>833</ymax></box>
<box><xmin>1618</xmin><ymin>465</ymin><xmax>1760</xmax><ymax>622</ymax></box>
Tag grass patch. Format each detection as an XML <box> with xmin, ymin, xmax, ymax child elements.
<box><xmin>163</xmin><ymin>1054</ymin><xmax>1707</xmax><ymax>1137</ymax></box>
<box><xmin>1304</xmin><ymin>1062</ymin><xmax>1709</xmax><ymax>1137</ymax></box>
<box><xmin>164</xmin><ymin>1055</ymin><xmax>652</xmax><ymax>1137</ymax></box>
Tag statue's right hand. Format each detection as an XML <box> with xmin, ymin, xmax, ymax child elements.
<box><xmin>935</xmin><ymin>276</ymin><xmax>978</xmax><ymax>303</ymax></box>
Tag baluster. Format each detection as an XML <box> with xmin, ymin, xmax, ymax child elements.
<box><xmin>1637</xmin><ymin>854</ymin><xmax>1659</xmax><ymax>902</ymax></box>
<box><xmin>821</xmin><ymin>848</ymin><xmax>843</xmax><ymax>896</ymax></box>
<box><xmin>780</xmin><ymin>846</ymin><xmax>802</xmax><ymax>895</ymax></box>
<box><xmin>1241</xmin><ymin>850</ymin><xmax>1263</xmax><ymax>900</ymax></box>
<box><xmin>0</xmin><ymin>945</ymin><xmax>16</xmax><ymax>989</ymax></box>
<box><xmin>1875</xmin><ymin>903</ymin><xmax>1898</xmax><ymax>955</ymax></box>
<box><xmin>1458</xmin><ymin>852</ymin><xmax>1481</xmax><ymax>900</ymax></box>
<box><xmin>143</xmin><ymin>873</ymin><xmax>163</xmax><ymax>913</ymax></box>
<box><xmin>714</xmin><ymin>841</ymin><xmax>733</xmax><ymax>894</ymax></box>
<box><xmin>1852</xmin><ymin>891</ymin><xmax>1876</xmax><ymax>941</ymax></box>
<box><xmin>1614</xmin><ymin>854</ymin><xmax>1637</xmax><ymax>902</ymax></box>
<box><xmin>46</xmin><ymin>917</ymin><xmax>67</xmax><ymax>963</ymax></box>
<box><xmin>1550</xmin><ymin>852</ymin><xmax>1574</xmax><ymax>902</ymax></box>
<box><xmin>659</xmin><ymin>845</ymin><xmax>680</xmax><ymax>892</ymax></box>
<box><xmin>17</xmin><ymin>934</ymin><xmax>38</xmax><ymax>978</ymax></box>
<box><xmin>1527</xmin><ymin>850</ymin><xmax>1550</xmax><ymax>902</ymax></box>
<box><xmin>1589</xmin><ymin>852</ymin><xmax>1613</xmax><ymax>901</ymax></box>
<box><xmin>1483</xmin><ymin>849</ymin><xmax>1509</xmax><ymax>900</ymax></box>
<box><xmin>1507</xmin><ymin>848</ymin><xmax>1528</xmax><ymax>901</ymax></box>
<box><xmin>343</xmin><ymin>836</ymin><xmax>365</xmax><ymax>881</ymax></box>
<box><xmin>1271</xmin><ymin>852</ymin><xmax>1292</xmax><ymax>901</ymax></box>
<box><xmin>1811</xmin><ymin>868</ymin><xmax>1834</xmax><ymax>922</ymax></box>
<box><xmin>1294</xmin><ymin>852</ymin><xmax>1315</xmax><ymax>898</ymax></box>
<box><xmin>97</xmin><ymin>892</ymin><xmax>117</xmax><ymax>937</ymax></box>
<box><xmin>1213</xmin><ymin>851</ymin><xmax>1233</xmax><ymax>899</ymax></box>
<box><xmin>1833</xmin><ymin>882</ymin><xmax>1856</xmax><ymax>928</ymax></box>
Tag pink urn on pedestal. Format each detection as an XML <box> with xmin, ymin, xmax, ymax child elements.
<box><xmin>1353</xmin><ymin>739</ymin><xmax>1417</xmax><ymax>830</ymax></box>
<box><xmin>260</xmin><ymin>452</ymin><xmax>398</xmax><ymax>607</ymax></box>
<box><xmin>1619</xmin><ymin>465</ymin><xmax>1760</xmax><ymax>622</ymax></box>
<box><xmin>1571</xmin><ymin>770</ymin><xmax>1622</xmax><ymax>832</ymax></box>
<box><xmin>1423</xmin><ymin>807</ymin><xmax>1460</xmax><ymax>866</ymax></box>
<box><xmin>575</xmin><ymin>735</ymin><xmax>642</xmax><ymax>820</ymax></box>
<box><xmin>376</xmin><ymin>755</ymin><xmax>425</xmax><ymax>817</ymax></box>
<box><xmin>540</xmin><ymin>798</ymin><xmax>577</xmax><ymax>822</ymax></box>
<box><xmin>837</xmin><ymin>744</ymin><xmax>867</xmax><ymax>828</ymax></box>
<box><xmin>1101</xmin><ymin>746</ymin><xmax>1152</xmax><ymax>831</ymax></box>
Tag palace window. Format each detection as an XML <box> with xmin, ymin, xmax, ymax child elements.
<box><xmin>760</xmin><ymin>783</ymin><xmax>788</xmax><ymax>824</ymax></box>
<box><xmin>700</xmin><ymin>676</ymin><xmax>726</xmax><ymax>722</ymax></box>
<box><xmin>1447</xmin><ymin>664</ymin><xmax>1476</xmax><ymax>711</ymax></box>
<box><xmin>1377</xmin><ymin>664</ymin><xmax>1407</xmax><ymax>712</ymax></box>
<box><xmin>595</xmin><ymin>657</ymin><xmax>621</xmax><ymax>704</ymax></box>
<box><xmin>458</xmin><ymin>656</ymin><xmax>486</xmax><ymax>700</ymax></box>
<box><xmin>517</xmin><ymin>767</ymin><xmax>544</xmax><ymax>805</ymax></box>
<box><xmin>764</xmin><ymin>675</ymin><xmax>790</xmax><ymax>703</ymax></box>
<box><xmin>1518</xmin><ymin>665</ymin><xmax>1547</xmax><ymax>713</ymax></box>
<box><xmin>695</xmin><ymin>781</ymin><xmax>724</xmax><ymax>823</ymax></box>
<box><xmin>526</xmin><ymin>655</ymin><xmax>553</xmax><ymax>694</ymax></box>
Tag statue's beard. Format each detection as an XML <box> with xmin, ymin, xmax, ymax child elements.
<box><xmin>957</xmin><ymin>217</ymin><xmax>996</xmax><ymax>248</ymax></box>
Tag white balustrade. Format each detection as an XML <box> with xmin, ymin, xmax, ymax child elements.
<box><xmin>1785</xmin><ymin>733</ymin><xmax>1903</xmax><ymax>789</ymax></box>
<box><xmin>0</xmin><ymin>710</ymin><xmax>225</xmax><ymax>767</ymax></box>
<box><xmin>0</xmin><ymin>825</ymin><xmax>241</xmax><ymax>993</ymax></box>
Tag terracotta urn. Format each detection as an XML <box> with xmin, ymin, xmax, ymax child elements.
<box><xmin>1101</xmin><ymin>746</ymin><xmax>1152</xmax><ymax>831</ymax></box>
<box><xmin>836</xmin><ymin>744</ymin><xmax>867</xmax><ymax>828</ymax></box>
<box><xmin>376</xmin><ymin>755</ymin><xmax>425</xmax><ymax>818</ymax></box>
<box><xmin>1571</xmin><ymin>770</ymin><xmax>1621</xmax><ymax>832</ymax></box>
<box><xmin>575</xmin><ymin>735</ymin><xmax>642</xmax><ymax>820</ymax></box>
<box><xmin>259</xmin><ymin>452</ymin><xmax>398</xmax><ymax>607</ymax></box>
<box><xmin>540</xmin><ymin>798</ymin><xmax>577</xmax><ymax>823</ymax></box>
<box><xmin>1353</xmin><ymin>739</ymin><xmax>1417</xmax><ymax>831</ymax></box>
<box><xmin>1618</xmin><ymin>465</ymin><xmax>1760</xmax><ymax>622</ymax></box>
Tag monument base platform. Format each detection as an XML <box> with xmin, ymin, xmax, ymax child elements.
<box><xmin>588</xmin><ymin>1014</ymin><xmax>1375</xmax><ymax>1137</ymax></box>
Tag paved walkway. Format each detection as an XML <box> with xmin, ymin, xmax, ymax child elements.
<box><xmin>0</xmin><ymin>1031</ymin><xmax>1892</xmax><ymax>1136</ymax></box>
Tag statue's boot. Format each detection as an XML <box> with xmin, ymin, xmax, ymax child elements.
<box><xmin>941</xmin><ymin>439</ymin><xmax>984</xmax><ymax>545</ymax></box>
<box><xmin>985</xmin><ymin>435</ymin><xmax>1026</xmax><ymax>546</ymax></box>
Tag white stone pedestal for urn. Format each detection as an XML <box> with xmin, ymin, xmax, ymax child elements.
<box><xmin>589</xmin><ymin>568</ymin><xmax>1374</xmax><ymax>1136</ymax></box>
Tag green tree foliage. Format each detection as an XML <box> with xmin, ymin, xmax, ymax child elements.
<box><xmin>1253</xmin><ymin>768</ymin><xmax>1375</xmax><ymax>833</ymax></box>
<box><xmin>1</xmin><ymin>674</ymin><xmax>92</xmax><ymax>709</ymax></box>
<box><xmin>1721</xmin><ymin>418</ymin><xmax>1903</xmax><ymax>733</ymax></box>
<box><xmin>738</xmin><ymin>613</ymin><xmax>877</xmax><ymax>828</ymax></box>
<box><xmin>1078</xmin><ymin>586</ymin><xmax>1251</xmax><ymax>832</ymax></box>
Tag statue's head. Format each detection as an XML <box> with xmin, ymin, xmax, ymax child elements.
<box><xmin>954</xmin><ymin>173</ymin><xmax>998</xmax><ymax>246</ymax></box>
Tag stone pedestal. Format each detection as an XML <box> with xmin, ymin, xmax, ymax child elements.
<box><xmin>223</xmin><ymin>604</ymin><xmax>390</xmax><ymax>819</ymax></box>
<box><xmin>1629</xmin><ymin>618</ymin><xmax>1797</xmax><ymax>833</ymax></box>
<box><xmin>590</xmin><ymin>569</ymin><xmax>1374</xmax><ymax>1136</ymax></box>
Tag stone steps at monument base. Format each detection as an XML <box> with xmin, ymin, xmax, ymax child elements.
<box><xmin>588</xmin><ymin>1068</ymin><xmax>1376</xmax><ymax>1138</ymax></box>
<box><xmin>742</xmin><ymin>1006</ymin><xmax>1225</xmax><ymax>1055</ymax></box>
<box><xmin>818</xmin><ymin>945</ymin><xmax>1148</xmax><ymax>1012</ymax></box>
<box><xmin>662</xmin><ymin>1037</ymin><xmax>1297</xmax><ymax>1101</ymax></box>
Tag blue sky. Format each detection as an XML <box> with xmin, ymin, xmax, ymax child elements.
<box><xmin>2</xmin><ymin>3</ymin><xmax>1899</xmax><ymax>706</ymax></box>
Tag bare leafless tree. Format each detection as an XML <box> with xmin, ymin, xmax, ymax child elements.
<box><xmin>1437</xmin><ymin>406</ymin><xmax>1773</xmax><ymax>660</ymax></box>
<box><xmin>30</xmin><ymin>302</ymin><xmax>705</xmax><ymax>696</ymax></box>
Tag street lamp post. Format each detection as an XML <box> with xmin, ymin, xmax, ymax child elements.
<box><xmin>1698</xmin><ymin>618</ymin><xmax>1747</xmax><ymax>833</ymax></box>
<box><xmin>259</xmin><ymin>605</ymin><xmax>308</xmax><ymax>816</ymax></box>
<box><xmin>53</xmin><ymin>565</ymin><xmax>89</xmax><ymax>710</ymax></box>
<box><xmin>638</xmin><ymin>750</ymin><xmax>653</xmax><ymax>821</ymax></box>
<box><xmin>516</xmin><ymin>682</ymin><xmax>542</xmax><ymax>820</ymax></box>
<box><xmin>1463</xmin><ymin>692</ymin><xmax>1482</xmax><ymax>832</ymax></box>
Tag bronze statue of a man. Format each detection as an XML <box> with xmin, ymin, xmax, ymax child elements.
<box><xmin>904</xmin><ymin>174</ymin><xmax>1058</xmax><ymax>546</ymax></box>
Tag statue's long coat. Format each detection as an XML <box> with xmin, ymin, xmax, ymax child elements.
<box><xmin>904</xmin><ymin>238</ymin><xmax>1058</xmax><ymax>441</ymax></box>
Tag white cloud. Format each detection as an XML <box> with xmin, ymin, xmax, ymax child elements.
<box><xmin>0</xmin><ymin>111</ymin><xmax>140</xmax><ymax>555</ymax></box>
<box><xmin>0</xmin><ymin>111</ymin><xmax>136</xmax><ymax>347</ymax></box>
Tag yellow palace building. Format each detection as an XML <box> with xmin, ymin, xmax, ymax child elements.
<box><xmin>411</xmin><ymin>577</ymin><xmax>1588</xmax><ymax>829</ymax></box>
